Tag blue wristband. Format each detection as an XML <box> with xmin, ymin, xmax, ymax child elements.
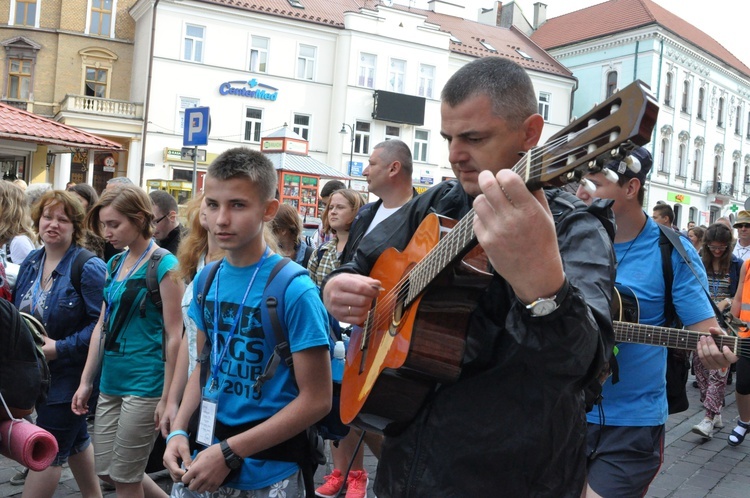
<box><xmin>166</xmin><ymin>430</ymin><xmax>189</xmax><ymax>444</ymax></box>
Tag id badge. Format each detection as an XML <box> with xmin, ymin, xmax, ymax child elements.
<box><xmin>196</xmin><ymin>397</ymin><xmax>217</xmax><ymax>447</ymax></box>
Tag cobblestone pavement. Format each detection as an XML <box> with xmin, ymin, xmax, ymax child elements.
<box><xmin>1</xmin><ymin>372</ymin><xmax>747</xmax><ymax>497</ymax></box>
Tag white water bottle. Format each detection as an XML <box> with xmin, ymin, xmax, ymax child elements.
<box><xmin>332</xmin><ymin>341</ymin><xmax>345</xmax><ymax>383</ymax></box>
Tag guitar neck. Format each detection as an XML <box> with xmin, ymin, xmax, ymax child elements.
<box><xmin>406</xmin><ymin>210</ymin><xmax>477</xmax><ymax>303</ymax></box>
<box><xmin>614</xmin><ymin>321</ymin><xmax>741</xmax><ymax>355</ymax></box>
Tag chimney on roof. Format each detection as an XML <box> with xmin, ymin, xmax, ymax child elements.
<box><xmin>533</xmin><ymin>2</ymin><xmax>547</xmax><ymax>29</ymax></box>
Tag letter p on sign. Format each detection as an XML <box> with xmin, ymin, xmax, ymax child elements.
<box><xmin>183</xmin><ymin>107</ymin><xmax>210</xmax><ymax>146</ymax></box>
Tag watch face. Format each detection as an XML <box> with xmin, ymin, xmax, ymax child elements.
<box><xmin>531</xmin><ymin>299</ymin><xmax>557</xmax><ymax>317</ymax></box>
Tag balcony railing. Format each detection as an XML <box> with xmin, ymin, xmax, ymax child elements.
<box><xmin>2</xmin><ymin>100</ymin><xmax>28</xmax><ymax>111</ymax></box>
<box><xmin>59</xmin><ymin>95</ymin><xmax>143</xmax><ymax>119</ymax></box>
<box><xmin>705</xmin><ymin>181</ymin><xmax>734</xmax><ymax>197</ymax></box>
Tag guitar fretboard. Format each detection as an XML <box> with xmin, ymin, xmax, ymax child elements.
<box><xmin>614</xmin><ymin>321</ymin><xmax>746</xmax><ymax>357</ymax></box>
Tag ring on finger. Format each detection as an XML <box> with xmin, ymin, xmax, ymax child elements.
<box><xmin>348</xmin><ymin>305</ymin><xmax>352</xmax><ymax>314</ymax></box>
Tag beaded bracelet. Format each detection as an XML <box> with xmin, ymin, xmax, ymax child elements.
<box><xmin>166</xmin><ymin>430</ymin><xmax>189</xmax><ymax>444</ymax></box>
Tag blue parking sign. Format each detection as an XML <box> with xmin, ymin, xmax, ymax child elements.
<box><xmin>184</xmin><ymin>107</ymin><xmax>210</xmax><ymax>146</ymax></box>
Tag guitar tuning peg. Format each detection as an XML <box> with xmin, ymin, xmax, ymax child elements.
<box><xmin>602</xmin><ymin>168</ymin><xmax>620</xmax><ymax>183</ymax></box>
<box><xmin>581</xmin><ymin>178</ymin><xmax>597</xmax><ymax>193</ymax></box>
<box><xmin>625</xmin><ymin>154</ymin><xmax>642</xmax><ymax>174</ymax></box>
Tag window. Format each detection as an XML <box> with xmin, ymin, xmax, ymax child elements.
<box><xmin>249</xmin><ymin>36</ymin><xmax>269</xmax><ymax>73</ymax></box>
<box><xmin>84</xmin><ymin>67</ymin><xmax>108</xmax><ymax>98</ymax></box>
<box><xmin>677</xmin><ymin>144</ymin><xmax>687</xmax><ymax>177</ymax></box>
<box><xmin>606</xmin><ymin>71</ymin><xmax>617</xmax><ymax>98</ymax></box>
<box><xmin>297</xmin><ymin>44</ymin><xmax>316</xmax><ymax>80</ymax></box>
<box><xmin>388</xmin><ymin>59</ymin><xmax>406</xmax><ymax>93</ymax></box>
<box><xmin>293</xmin><ymin>113</ymin><xmax>310</xmax><ymax>140</ymax></box>
<box><xmin>183</xmin><ymin>25</ymin><xmax>205</xmax><ymax>63</ymax></box>
<box><xmin>244</xmin><ymin>108</ymin><xmax>263</xmax><ymax>143</ymax></box>
<box><xmin>664</xmin><ymin>72</ymin><xmax>673</xmax><ymax>107</ymax></box>
<box><xmin>747</xmin><ymin>111</ymin><xmax>750</xmax><ymax>139</ymax></box>
<box><xmin>358</xmin><ymin>53</ymin><xmax>376</xmax><ymax>88</ymax></box>
<box><xmin>7</xmin><ymin>58</ymin><xmax>32</xmax><ymax>100</ymax></box>
<box><xmin>718</xmin><ymin>97</ymin><xmax>725</xmax><ymax>127</ymax></box>
<box><xmin>681</xmin><ymin>80</ymin><xmax>690</xmax><ymax>113</ymax></box>
<box><xmin>178</xmin><ymin>97</ymin><xmax>200</xmax><ymax>132</ymax></box>
<box><xmin>538</xmin><ymin>92</ymin><xmax>551</xmax><ymax>121</ymax></box>
<box><xmin>14</xmin><ymin>0</ymin><xmax>37</xmax><ymax>26</ymax></box>
<box><xmin>385</xmin><ymin>126</ymin><xmax>400</xmax><ymax>140</ymax></box>
<box><xmin>714</xmin><ymin>155</ymin><xmax>721</xmax><ymax>184</ymax></box>
<box><xmin>736</xmin><ymin>105</ymin><xmax>743</xmax><ymax>135</ymax></box>
<box><xmin>697</xmin><ymin>87</ymin><xmax>705</xmax><ymax>120</ymax></box>
<box><xmin>413</xmin><ymin>129</ymin><xmax>429</xmax><ymax>162</ymax></box>
<box><xmin>418</xmin><ymin>64</ymin><xmax>435</xmax><ymax>99</ymax></box>
<box><xmin>693</xmin><ymin>148</ymin><xmax>702</xmax><ymax>180</ymax></box>
<box><xmin>354</xmin><ymin>121</ymin><xmax>370</xmax><ymax>155</ymax></box>
<box><xmin>733</xmin><ymin>160</ymin><xmax>740</xmax><ymax>188</ymax></box>
<box><xmin>659</xmin><ymin>138</ymin><xmax>670</xmax><ymax>173</ymax></box>
<box><xmin>480</xmin><ymin>40</ymin><xmax>498</xmax><ymax>52</ymax></box>
<box><xmin>90</xmin><ymin>0</ymin><xmax>113</xmax><ymax>37</ymax></box>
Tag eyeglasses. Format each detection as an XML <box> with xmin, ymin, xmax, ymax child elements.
<box><xmin>736</xmin><ymin>223</ymin><xmax>750</xmax><ymax>229</ymax></box>
<box><xmin>707</xmin><ymin>245</ymin><xmax>728</xmax><ymax>252</ymax></box>
<box><xmin>151</xmin><ymin>214</ymin><xmax>168</xmax><ymax>226</ymax></box>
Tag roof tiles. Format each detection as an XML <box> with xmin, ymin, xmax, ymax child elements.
<box><xmin>530</xmin><ymin>0</ymin><xmax>750</xmax><ymax>78</ymax></box>
<box><xmin>0</xmin><ymin>102</ymin><xmax>122</xmax><ymax>149</ymax></box>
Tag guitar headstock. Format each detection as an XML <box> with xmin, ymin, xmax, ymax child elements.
<box><xmin>520</xmin><ymin>80</ymin><xmax>659</xmax><ymax>188</ymax></box>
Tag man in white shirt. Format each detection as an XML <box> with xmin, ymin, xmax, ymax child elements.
<box><xmin>733</xmin><ymin>211</ymin><xmax>750</xmax><ymax>261</ymax></box>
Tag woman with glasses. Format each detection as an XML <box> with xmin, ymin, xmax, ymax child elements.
<box><xmin>691</xmin><ymin>223</ymin><xmax>742</xmax><ymax>439</ymax></box>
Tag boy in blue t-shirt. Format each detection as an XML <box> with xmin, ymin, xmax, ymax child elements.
<box><xmin>164</xmin><ymin>147</ymin><xmax>332</xmax><ymax>497</ymax></box>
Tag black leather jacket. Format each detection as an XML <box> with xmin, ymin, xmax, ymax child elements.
<box><xmin>325</xmin><ymin>180</ymin><xmax>615</xmax><ymax>497</ymax></box>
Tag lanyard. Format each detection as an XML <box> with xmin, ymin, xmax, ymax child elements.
<box><xmin>209</xmin><ymin>248</ymin><xmax>269</xmax><ymax>390</ymax></box>
<box><xmin>104</xmin><ymin>240</ymin><xmax>154</xmax><ymax>324</ymax></box>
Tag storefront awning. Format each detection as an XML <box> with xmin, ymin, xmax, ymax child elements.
<box><xmin>0</xmin><ymin>102</ymin><xmax>122</xmax><ymax>150</ymax></box>
<box><xmin>265</xmin><ymin>152</ymin><xmax>351</xmax><ymax>180</ymax></box>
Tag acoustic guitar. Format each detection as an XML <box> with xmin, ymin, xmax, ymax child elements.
<box><xmin>613</xmin><ymin>284</ymin><xmax>749</xmax><ymax>357</ymax></box>
<box><xmin>340</xmin><ymin>80</ymin><xmax>659</xmax><ymax>434</ymax></box>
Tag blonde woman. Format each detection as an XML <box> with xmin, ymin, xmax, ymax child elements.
<box><xmin>0</xmin><ymin>181</ymin><xmax>36</xmax><ymax>297</ymax></box>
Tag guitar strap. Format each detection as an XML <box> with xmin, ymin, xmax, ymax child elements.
<box><xmin>657</xmin><ymin>224</ymin><xmax>731</xmax><ymax>331</ymax></box>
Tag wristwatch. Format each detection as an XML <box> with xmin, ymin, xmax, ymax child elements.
<box><xmin>220</xmin><ymin>440</ymin><xmax>243</xmax><ymax>470</ymax></box>
<box><xmin>524</xmin><ymin>278</ymin><xmax>570</xmax><ymax>317</ymax></box>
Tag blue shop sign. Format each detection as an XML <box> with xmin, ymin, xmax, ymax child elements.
<box><xmin>219</xmin><ymin>78</ymin><xmax>279</xmax><ymax>101</ymax></box>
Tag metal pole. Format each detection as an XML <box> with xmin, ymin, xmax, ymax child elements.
<box><xmin>192</xmin><ymin>145</ymin><xmax>198</xmax><ymax>199</ymax></box>
<box><xmin>348</xmin><ymin>127</ymin><xmax>354</xmax><ymax>188</ymax></box>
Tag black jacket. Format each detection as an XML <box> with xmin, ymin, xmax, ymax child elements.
<box><xmin>325</xmin><ymin>180</ymin><xmax>615</xmax><ymax>497</ymax></box>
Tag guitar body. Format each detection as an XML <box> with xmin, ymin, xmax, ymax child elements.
<box><xmin>340</xmin><ymin>213</ymin><xmax>492</xmax><ymax>433</ymax></box>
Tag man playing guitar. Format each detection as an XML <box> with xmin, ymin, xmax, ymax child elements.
<box><xmin>322</xmin><ymin>57</ymin><xmax>617</xmax><ymax>496</ymax></box>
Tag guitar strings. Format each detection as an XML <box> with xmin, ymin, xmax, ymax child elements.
<box><xmin>361</xmin><ymin>130</ymin><xmax>613</xmax><ymax>337</ymax></box>
<box><xmin>615</xmin><ymin>321</ymin><xmax>750</xmax><ymax>358</ymax></box>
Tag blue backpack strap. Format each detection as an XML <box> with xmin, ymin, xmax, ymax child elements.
<box><xmin>253</xmin><ymin>257</ymin><xmax>308</xmax><ymax>394</ymax></box>
<box><xmin>196</xmin><ymin>260</ymin><xmax>221</xmax><ymax>390</ymax></box>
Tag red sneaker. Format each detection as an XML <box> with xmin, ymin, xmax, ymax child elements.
<box><xmin>345</xmin><ymin>470</ymin><xmax>369</xmax><ymax>498</ymax></box>
<box><xmin>316</xmin><ymin>469</ymin><xmax>346</xmax><ymax>498</ymax></box>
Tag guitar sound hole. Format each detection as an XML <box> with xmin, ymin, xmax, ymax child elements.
<box><xmin>389</xmin><ymin>280</ymin><xmax>410</xmax><ymax>336</ymax></box>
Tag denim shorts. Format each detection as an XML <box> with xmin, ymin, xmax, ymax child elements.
<box><xmin>586</xmin><ymin>424</ymin><xmax>665</xmax><ymax>498</ymax></box>
<box><xmin>35</xmin><ymin>402</ymin><xmax>91</xmax><ymax>467</ymax></box>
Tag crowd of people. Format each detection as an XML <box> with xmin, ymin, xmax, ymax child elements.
<box><xmin>0</xmin><ymin>56</ymin><xmax>743</xmax><ymax>498</ymax></box>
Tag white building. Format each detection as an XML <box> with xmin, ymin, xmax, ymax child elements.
<box><xmin>128</xmin><ymin>0</ymin><xmax>576</xmax><ymax>206</ymax></box>
<box><xmin>531</xmin><ymin>0</ymin><xmax>750</xmax><ymax>227</ymax></box>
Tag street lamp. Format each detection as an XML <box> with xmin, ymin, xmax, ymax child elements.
<box><xmin>340</xmin><ymin>123</ymin><xmax>354</xmax><ymax>176</ymax></box>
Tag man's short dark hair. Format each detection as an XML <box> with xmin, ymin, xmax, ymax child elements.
<box><xmin>149</xmin><ymin>189</ymin><xmax>178</xmax><ymax>215</ymax></box>
<box><xmin>653</xmin><ymin>203</ymin><xmax>675</xmax><ymax>224</ymax></box>
<box><xmin>441</xmin><ymin>57</ymin><xmax>537</xmax><ymax>127</ymax></box>
<box><xmin>374</xmin><ymin>140</ymin><xmax>413</xmax><ymax>176</ymax></box>
<box><xmin>320</xmin><ymin>180</ymin><xmax>346</xmax><ymax>199</ymax></box>
<box><xmin>207</xmin><ymin>147</ymin><xmax>277</xmax><ymax>201</ymax></box>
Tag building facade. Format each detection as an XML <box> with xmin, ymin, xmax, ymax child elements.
<box><xmin>531</xmin><ymin>0</ymin><xmax>750</xmax><ymax>227</ymax></box>
<box><xmin>129</xmin><ymin>0</ymin><xmax>576</xmax><ymax>201</ymax></box>
<box><xmin>1</xmin><ymin>0</ymin><xmax>143</xmax><ymax>190</ymax></box>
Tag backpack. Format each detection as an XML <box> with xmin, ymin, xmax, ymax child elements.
<box><xmin>0</xmin><ymin>299</ymin><xmax>50</xmax><ymax>420</ymax></box>
<box><xmin>658</xmin><ymin>225</ymin><xmax>702</xmax><ymax>414</ymax></box>
<box><xmin>110</xmin><ymin>248</ymin><xmax>170</xmax><ymax>360</ymax></box>
<box><xmin>196</xmin><ymin>257</ymin><xmax>348</xmax><ymax>440</ymax></box>
<box><xmin>194</xmin><ymin>257</ymin><xmax>346</xmax><ymax>495</ymax></box>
